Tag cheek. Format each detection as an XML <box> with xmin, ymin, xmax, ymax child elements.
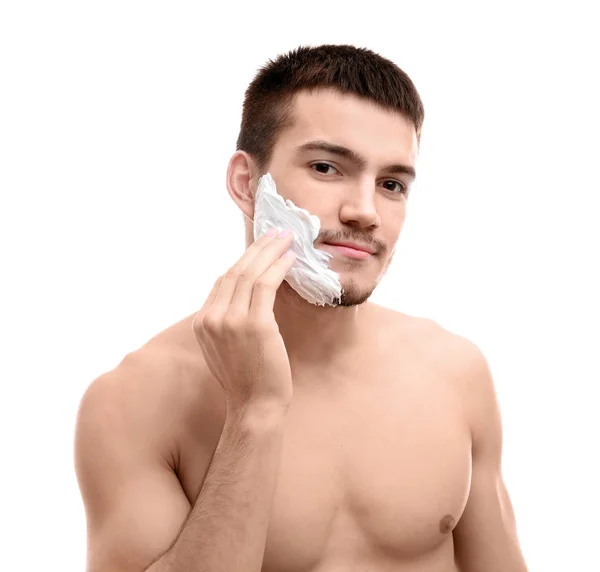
<box><xmin>280</xmin><ymin>170</ymin><xmax>329</xmax><ymax>210</ymax></box>
<box><xmin>269</xmin><ymin>164</ymin><xmax>315</xmax><ymax>198</ymax></box>
<box><xmin>386</xmin><ymin>207</ymin><xmax>407</xmax><ymax>231</ymax></box>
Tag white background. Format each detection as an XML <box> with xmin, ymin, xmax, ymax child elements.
<box><xmin>1</xmin><ymin>1</ymin><xmax>598</xmax><ymax>570</ymax></box>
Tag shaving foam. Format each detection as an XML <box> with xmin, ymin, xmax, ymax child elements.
<box><xmin>251</xmin><ymin>173</ymin><xmax>343</xmax><ymax>306</ymax></box>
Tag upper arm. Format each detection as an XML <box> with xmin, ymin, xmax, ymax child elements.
<box><xmin>452</xmin><ymin>339</ymin><xmax>529</xmax><ymax>572</ymax></box>
<box><xmin>74</xmin><ymin>373</ymin><xmax>192</xmax><ymax>572</ymax></box>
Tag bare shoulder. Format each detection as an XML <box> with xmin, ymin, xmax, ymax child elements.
<box><xmin>429</xmin><ymin>320</ymin><xmax>490</xmax><ymax>380</ymax></box>
<box><xmin>411</xmin><ymin>316</ymin><xmax>497</xmax><ymax>425</ymax></box>
<box><xmin>79</xmin><ymin>313</ymin><xmax>213</xmax><ymax>471</ymax></box>
<box><xmin>75</xmin><ymin>320</ymin><xmax>209</xmax><ymax>572</ymax></box>
<box><xmin>404</xmin><ymin>314</ymin><xmax>485</xmax><ymax>373</ymax></box>
<box><xmin>374</xmin><ymin>305</ymin><xmax>489</xmax><ymax>388</ymax></box>
<box><xmin>369</xmin><ymin>304</ymin><xmax>454</xmax><ymax>360</ymax></box>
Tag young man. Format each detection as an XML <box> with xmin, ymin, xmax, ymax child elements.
<box><xmin>74</xmin><ymin>44</ymin><xmax>529</xmax><ymax>572</ymax></box>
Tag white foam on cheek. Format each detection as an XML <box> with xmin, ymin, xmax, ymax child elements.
<box><xmin>252</xmin><ymin>173</ymin><xmax>343</xmax><ymax>307</ymax></box>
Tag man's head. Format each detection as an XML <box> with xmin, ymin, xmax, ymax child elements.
<box><xmin>226</xmin><ymin>44</ymin><xmax>424</xmax><ymax>308</ymax></box>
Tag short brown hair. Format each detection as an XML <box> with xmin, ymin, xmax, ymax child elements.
<box><xmin>236</xmin><ymin>44</ymin><xmax>425</xmax><ymax>175</ymax></box>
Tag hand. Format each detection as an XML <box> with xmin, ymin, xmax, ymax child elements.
<box><xmin>192</xmin><ymin>229</ymin><xmax>297</xmax><ymax>414</ymax></box>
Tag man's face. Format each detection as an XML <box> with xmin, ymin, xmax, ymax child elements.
<box><xmin>258</xmin><ymin>88</ymin><xmax>418</xmax><ymax>307</ymax></box>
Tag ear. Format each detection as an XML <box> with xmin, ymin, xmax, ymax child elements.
<box><xmin>226</xmin><ymin>151</ymin><xmax>259</xmax><ymax>223</ymax></box>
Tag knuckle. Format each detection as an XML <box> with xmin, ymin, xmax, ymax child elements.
<box><xmin>192</xmin><ymin>316</ymin><xmax>203</xmax><ymax>335</ymax></box>
<box><xmin>201</xmin><ymin>314</ymin><xmax>221</xmax><ymax>333</ymax></box>
<box><xmin>255</xmin><ymin>275</ymin><xmax>275</xmax><ymax>290</ymax></box>
<box><xmin>236</xmin><ymin>270</ymin><xmax>252</xmax><ymax>284</ymax></box>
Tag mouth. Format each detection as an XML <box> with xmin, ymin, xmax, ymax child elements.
<box><xmin>322</xmin><ymin>242</ymin><xmax>374</xmax><ymax>259</ymax></box>
<box><xmin>324</xmin><ymin>241</ymin><xmax>376</xmax><ymax>254</ymax></box>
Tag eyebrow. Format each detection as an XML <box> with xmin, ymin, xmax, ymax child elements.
<box><xmin>296</xmin><ymin>139</ymin><xmax>416</xmax><ymax>179</ymax></box>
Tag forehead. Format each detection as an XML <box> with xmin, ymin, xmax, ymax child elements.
<box><xmin>276</xmin><ymin>88</ymin><xmax>418</xmax><ymax>165</ymax></box>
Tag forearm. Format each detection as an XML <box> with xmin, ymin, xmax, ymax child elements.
<box><xmin>146</xmin><ymin>404</ymin><xmax>288</xmax><ymax>572</ymax></box>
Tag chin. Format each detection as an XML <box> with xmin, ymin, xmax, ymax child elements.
<box><xmin>336</xmin><ymin>279</ymin><xmax>375</xmax><ymax>307</ymax></box>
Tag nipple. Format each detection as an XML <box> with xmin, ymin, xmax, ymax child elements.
<box><xmin>439</xmin><ymin>514</ymin><xmax>456</xmax><ymax>534</ymax></box>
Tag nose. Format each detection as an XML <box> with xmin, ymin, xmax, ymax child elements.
<box><xmin>338</xmin><ymin>181</ymin><xmax>381</xmax><ymax>229</ymax></box>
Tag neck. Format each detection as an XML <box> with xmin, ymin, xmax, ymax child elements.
<box><xmin>273</xmin><ymin>280</ymin><xmax>368</xmax><ymax>369</ymax></box>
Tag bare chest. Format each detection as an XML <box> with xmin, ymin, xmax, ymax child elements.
<box><xmin>264</xmin><ymin>359</ymin><xmax>471</xmax><ymax>571</ymax></box>
<box><xmin>177</xmin><ymin>344</ymin><xmax>473</xmax><ymax>571</ymax></box>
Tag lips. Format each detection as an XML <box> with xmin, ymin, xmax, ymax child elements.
<box><xmin>324</xmin><ymin>241</ymin><xmax>375</xmax><ymax>254</ymax></box>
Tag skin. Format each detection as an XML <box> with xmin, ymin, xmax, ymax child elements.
<box><xmin>75</xmin><ymin>88</ymin><xmax>529</xmax><ymax>571</ymax></box>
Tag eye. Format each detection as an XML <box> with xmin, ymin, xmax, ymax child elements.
<box><xmin>382</xmin><ymin>180</ymin><xmax>408</xmax><ymax>195</ymax></box>
<box><xmin>311</xmin><ymin>162</ymin><xmax>339</xmax><ymax>175</ymax></box>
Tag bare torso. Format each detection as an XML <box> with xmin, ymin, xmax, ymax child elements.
<box><xmin>134</xmin><ymin>302</ymin><xmax>472</xmax><ymax>572</ymax></box>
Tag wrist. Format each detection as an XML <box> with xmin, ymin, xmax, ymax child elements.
<box><xmin>226</xmin><ymin>397</ymin><xmax>290</xmax><ymax>430</ymax></box>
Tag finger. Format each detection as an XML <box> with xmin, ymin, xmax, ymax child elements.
<box><xmin>192</xmin><ymin>274</ymin><xmax>226</xmax><ymax>329</ymax></box>
<box><xmin>228</xmin><ymin>233</ymin><xmax>295</xmax><ymax>318</ymax></box>
<box><xmin>249</xmin><ymin>249</ymin><xmax>297</xmax><ymax>323</ymax></box>
<box><xmin>210</xmin><ymin>229</ymin><xmax>281</xmax><ymax>317</ymax></box>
